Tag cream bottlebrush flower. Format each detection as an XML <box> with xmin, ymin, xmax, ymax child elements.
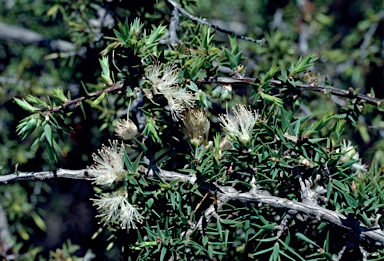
<box><xmin>145</xmin><ymin>63</ymin><xmax>197</xmax><ymax>120</ymax></box>
<box><xmin>183</xmin><ymin>108</ymin><xmax>210</xmax><ymax>146</ymax></box>
<box><xmin>218</xmin><ymin>104</ymin><xmax>258</xmax><ymax>145</ymax></box>
<box><xmin>145</xmin><ymin>63</ymin><xmax>178</xmax><ymax>93</ymax></box>
<box><xmin>163</xmin><ymin>88</ymin><xmax>197</xmax><ymax>120</ymax></box>
<box><xmin>88</xmin><ymin>140</ymin><xmax>126</xmax><ymax>186</ymax></box>
<box><xmin>115</xmin><ymin>118</ymin><xmax>138</xmax><ymax>140</ymax></box>
<box><xmin>91</xmin><ymin>191</ymin><xmax>143</xmax><ymax>230</ymax></box>
<box><xmin>340</xmin><ymin>140</ymin><xmax>367</xmax><ymax>173</ymax></box>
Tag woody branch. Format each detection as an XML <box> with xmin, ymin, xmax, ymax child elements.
<box><xmin>1</xmin><ymin>167</ymin><xmax>383</xmax><ymax>245</ymax></box>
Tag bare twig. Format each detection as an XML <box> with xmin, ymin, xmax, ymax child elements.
<box><xmin>161</xmin><ymin>5</ymin><xmax>181</xmax><ymax>47</ymax></box>
<box><xmin>276</xmin><ymin>210</ymin><xmax>296</xmax><ymax>238</ymax></box>
<box><xmin>333</xmin><ymin>245</ymin><xmax>346</xmax><ymax>261</ymax></box>
<box><xmin>359</xmin><ymin>246</ymin><xmax>369</xmax><ymax>261</ymax></box>
<box><xmin>166</xmin><ymin>0</ymin><xmax>265</xmax><ymax>44</ymax></box>
<box><xmin>1</xmin><ymin>167</ymin><xmax>383</xmax><ymax>245</ymax></box>
<box><xmin>218</xmin><ymin>184</ymin><xmax>384</xmax><ymax>244</ymax></box>
<box><xmin>0</xmin><ymin>167</ymin><xmax>196</xmax><ymax>185</ymax></box>
<box><xmin>0</xmin><ymin>169</ymin><xmax>91</xmax><ymax>184</ymax></box>
<box><xmin>299</xmin><ymin>177</ymin><xmax>320</xmax><ymax>206</ymax></box>
<box><xmin>169</xmin><ymin>7</ymin><xmax>181</xmax><ymax>46</ymax></box>
<box><xmin>196</xmin><ymin>76</ymin><xmax>382</xmax><ymax>106</ymax></box>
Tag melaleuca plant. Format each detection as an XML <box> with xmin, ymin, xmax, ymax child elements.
<box><xmin>6</xmin><ymin>1</ymin><xmax>384</xmax><ymax>260</ymax></box>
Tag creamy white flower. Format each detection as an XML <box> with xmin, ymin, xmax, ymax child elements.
<box><xmin>91</xmin><ymin>191</ymin><xmax>143</xmax><ymax>230</ymax></box>
<box><xmin>88</xmin><ymin>140</ymin><xmax>125</xmax><ymax>186</ymax></box>
<box><xmin>145</xmin><ymin>63</ymin><xmax>178</xmax><ymax>93</ymax></box>
<box><xmin>164</xmin><ymin>88</ymin><xmax>197</xmax><ymax>120</ymax></box>
<box><xmin>340</xmin><ymin>139</ymin><xmax>367</xmax><ymax>173</ymax></box>
<box><xmin>340</xmin><ymin>140</ymin><xmax>355</xmax><ymax>159</ymax></box>
<box><xmin>218</xmin><ymin>104</ymin><xmax>258</xmax><ymax>145</ymax></box>
<box><xmin>115</xmin><ymin>118</ymin><xmax>138</xmax><ymax>140</ymax></box>
<box><xmin>145</xmin><ymin>63</ymin><xmax>197</xmax><ymax>120</ymax></box>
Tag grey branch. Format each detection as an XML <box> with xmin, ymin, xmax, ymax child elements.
<box><xmin>1</xmin><ymin>167</ymin><xmax>383</xmax><ymax>245</ymax></box>
<box><xmin>0</xmin><ymin>169</ymin><xmax>92</xmax><ymax>184</ymax></box>
<box><xmin>169</xmin><ymin>7</ymin><xmax>181</xmax><ymax>46</ymax></box>
<box><xmin>196</xmin><ymin>76</ymin><xmax>382</xmax><ymax>106</ymax></box>
<box><xmin>0</xmin><ymin>167</ymin><xmax>196</xmax><ymax>185</ymax></box>
<box><xmin>166</xmin><ymin>0</ymin><xmax>265</xmax><ymax>44</ymax></box>
<box><xmin>219</xmin><ymin>185</ymin><xmax>384</xmax><ymax>244</ymax></box>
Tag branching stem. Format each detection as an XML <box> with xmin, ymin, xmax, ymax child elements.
<box><xmin>196</xmin><ymin>76</ymin><xmax>382</xmax><ymax>106</ymax></box>
<box><xmin>1</xmin><ymin>167</ymin><xmax>383</xmax><ymax>245</ymax></box>
<box><xmin>166</xmin><ymin>0</ymin><xmax>265</xmax><ymax>44</ymax></box>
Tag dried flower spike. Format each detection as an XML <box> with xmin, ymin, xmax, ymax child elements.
<box><xmin>183</xmin><ymin>108</ymin><xmax>210</xmax><ymax>146</ymax></box>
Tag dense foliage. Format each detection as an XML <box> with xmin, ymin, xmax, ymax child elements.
<box><xmin>1</xmin><ymin>0</ymin><xmax>384</xmax><ymax>260</ymax></box>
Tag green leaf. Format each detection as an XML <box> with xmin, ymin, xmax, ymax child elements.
<box><xmin>146</xmin><ymin>25</ymin><xmax>166</xmax><ymax>45</ymax></box>
<box><xmin>259</xmin><ymin>92</ymin><xmax>283</xmax><ymax>107</ymax></box>
<box><xmin>279</xmin><ymin>239</ymin><xmax>305</xmax><ymax>261</ymax></box>
<box><xmin>146</xmin><ymin>198</ymin><xmax>154</xmax><ymax>208</ymax></box>
<box><xmin>47</xmin><ymin>4</ymin><xmax>62</xmax><ymax>18</ymax></box>
<box><xmin>262</xmin><ymin>65</ymin><xmax>280</xmax><ymax>83</ymax></box>
<box><xmin>344</xmin><ymin>193</ymin><xmax>358</xmax><ymax>208</ymax></box>
<box><xmin>106</xmin><ymin>242</ymin><xmax>114</xmax><ymax>251</ymax></box>
<box><xmin>46</xmin><ymin>141</ymin><xmax>58</xmax><ymax>163</ymax></box>
<box><xmin>187</xmin><ymin>81</ymin><xmax>199</xmax><ymax>92</ymax></box>
<box><xmin>202</xmin><ymin>236</ymin><xmax>208</xmax><ymax>246</ymax></box>
<box><xmin>44</xmin><ymin>124</ymin><xmax>52</xmax><ymax>146</ymax></box>
<box><xmin>208</xmin><ymin>245</ymin><xmax>213</xmax><ymax>259</ymax></box>
<box><xmin>252</xmin><ymin>246</ymin><xmax>274</xmax><ymax>256</ymax></box>
<box><xmin>289</xmin><ymin>53</ymin><xmax>318</xmax><ymax>77</ymax></box>
<box><xmin>224</xmin><ymin>48</ymin><xmax>238</xmax><ymax>69</ymax></box>
<box><xmin>258</xmin><ymin>237</ymin><xmax>278</xmax><ymax>242</ymax></box>
<box><xmin>52</xmin><ymin>138</ymin><xmax>63</xmax><ymax>155</ymax></box>
<box><xmin>271</xmin><ymin>242</ymin><xmax>280</xmax><ymax>261</ymax></box>
<box><xmin>91</xmin><ymin>92</ymin><xmax>106</xmax><ymax>107</ymax></box>
<box><xmin>260</xmin><ymin>224</ymin><xmax>276</xmax><ymax>230</ymax></box>
<box><xmin>139</xmin><ymin>176</ymin><xmax>149</xmax><ymax>187</ymax></box>
<box><xmin>259</xmin><ymin>215</ymin><xmax>269</xmax><ymax>225</ymax></box>
<box><xmin>217</xmin><ymin>219</ymin><xmax>223</xmax><ymax>239</ymax></box>
<box><xmin>218</xmin><ymin>218</ymin><xmax>241</xmax><ymax>225</ymax></box>
<box><xmin>14</xmin><ymin>98</ymin><xmax>39</xmax><ymax>112</ymax></box>
<box><xmin>295</xmin><ymin>233</ymin><xmax>320</xmax><ymax>247</ymax></box>
<box><xmin>160</xmin><ymin>247</ymin><xmax>167</xmax><ymax>261</ymax></box>
<box><xmin>131</xmin><ymin>152</ymin><xmax>142</xmax><ymax>173</ymax></box>
<box><xmin>308</xmin><ymin>138</ymin><xmax>327</xmax><ymax>143</ymax></box>
<box><xmin>17</xmin><ymin>226</ymin><xmax>30</xmax><ymax>240</ymax></box>
<box><xmin>324</xmin><ymin>231</ymin><xmax>330</xmax><ymax>252</ymax></box>
<box><xmin>340</xmin><ymin>159</ymin><xmax>359</xmax><ymax>168</ymax></box>
<box><xmin>31</xmin><ymin>212</ymin><xmax>46</xmax><ymax>231</ymax></box>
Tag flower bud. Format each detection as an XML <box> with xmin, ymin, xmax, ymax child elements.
<box><xmin>115</xmin><ymin>119</ymin><xmax>139</xmax><ymax>140</ymax></box>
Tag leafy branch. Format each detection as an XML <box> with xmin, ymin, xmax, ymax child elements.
<box><xmin>196</xmin><ymin>76</ymin><xmax>382</xmax><ymax>106</ymax></box>
<box><xmin>14</xmin><ymin>82</ymin><xmax>124</xmax><ymax>162</ymax></box>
